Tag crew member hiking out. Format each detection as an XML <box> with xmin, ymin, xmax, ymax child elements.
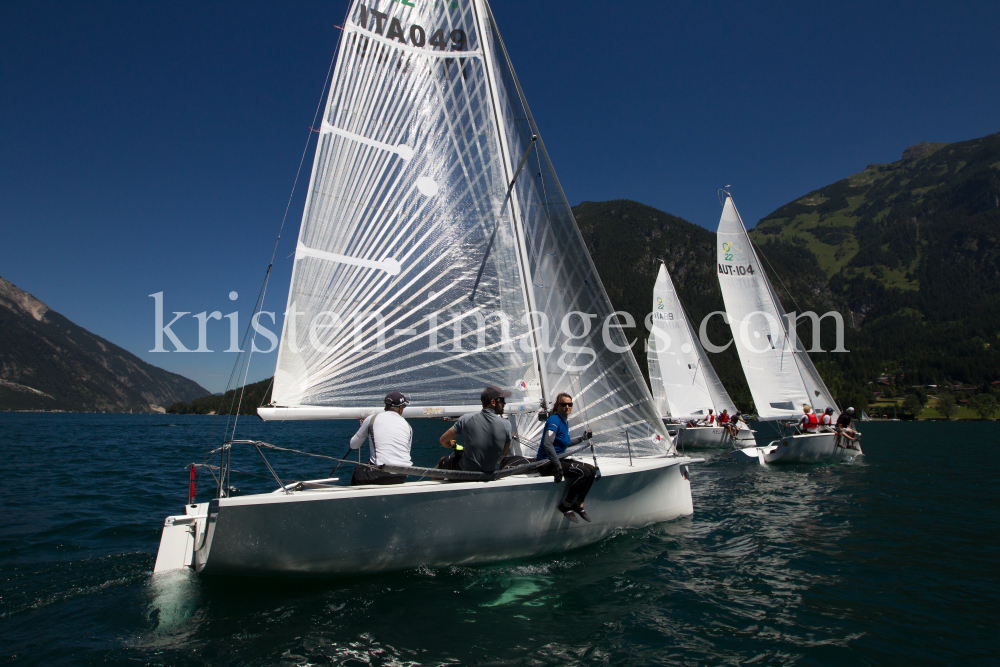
<box><xmin>719</xmin><ymin>409</ymin><xmax>736</xmax><ymax>438</ymax></box>
<box><xmin>349</xmin><ymin>391</ymin><xmax>413</xmax><ymax>486</ymax></box>
<box><xmin>437</xmin><ymin>386</ymin><xmax>512</xmax><ymax>474</ymax></box>
<box><xmin>836</xmin><ymin>407</ymin><xmax>859</xmax><ymax>448</ymax></box>
<box><xmin>537</xmin><ymin>392</ymin><xmax>596</xmax><ymax>523</ymax></box>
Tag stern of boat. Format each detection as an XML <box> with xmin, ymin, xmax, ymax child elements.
<box><xmin>153</xmin><ymin>503</ymin><xmax>210</xmax><ymax>574</ymax></box>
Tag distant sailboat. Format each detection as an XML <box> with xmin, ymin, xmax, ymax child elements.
<box><xmin>647</xmin><ymin>261</ymin><xmax>755</xmax><ymax>447</ymax></box>
<box><xmin>715</xmin><ymin>194</ymin><xmax>862</xmax><ymax>464</ymax></box>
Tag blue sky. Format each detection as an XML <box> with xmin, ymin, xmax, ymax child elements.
<box><xmin>2</xmin><ymin>1</ymin><xmax>997</xmax><ymax>394</ymax></box>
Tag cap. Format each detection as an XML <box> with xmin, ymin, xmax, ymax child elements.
<box><xmin>384</xmin><ymin>391</ymin><xmax>410</xmax><ymax>408</ymax></box>
<box><xmin>847</xmin><ymin>407</ymin><xmax>855</xmax><ymax>413</ymax></box>
<box><xmin>481</xmin><ymin>386</ymin><xmax>512</xmax><ymax>402</ymax></box>
<box><xmin>825</xmin><ymin>406</ymin><xmax>834</xmax><ymax>413</ymax></box>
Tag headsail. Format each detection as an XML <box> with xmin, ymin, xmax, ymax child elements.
<box><xmin>649</xmin><ymin>262</ymin><xmax>738</xmax><ymax>420</ymax></box>
<box><xmin>716</xmin><ymin>195</ymin><xmax>838</xmax><ymax>420</ymax></box>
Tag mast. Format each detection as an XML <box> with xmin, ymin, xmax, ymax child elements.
<box><xmin>471</xmin><ymin>0</ymin><xmax>549</xmax><ymax>406</ymax></box>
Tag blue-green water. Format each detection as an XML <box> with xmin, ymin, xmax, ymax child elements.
<box><xmin>1</xmin><ymin>414</ymin><xmax>997</xmax><ymax>665</ymax></box>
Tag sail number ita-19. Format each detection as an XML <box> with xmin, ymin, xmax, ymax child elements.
<box><xmin>357</xmin><ymin>4</ymin><xmax>469</xmax><ymax>50</ymax></box>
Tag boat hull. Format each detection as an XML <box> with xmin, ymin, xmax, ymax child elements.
<box><xmin>190</xmin><ymin>456</ymin><xmax>695</xmax><ymax>577</ymax></box>
<box><xmin>674</xmin><ymin>424</ymin><xmax>755</xmax><ymax>449</ymax></box>
<box><xmin>731</xmin><ymin>432</ymin><xmax>863</xmax><ymax>464</ymax></box>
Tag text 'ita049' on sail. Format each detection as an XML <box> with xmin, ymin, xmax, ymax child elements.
<box><xmin>153</xmin><ymin>0</ymin><xmax>701</xmax><ymax>577</ymax></box>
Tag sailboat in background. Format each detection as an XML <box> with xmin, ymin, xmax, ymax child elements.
<box><xmin>715</xmin><ymin>194</ymin><xmax>862</xmax><ymax>464</ymax></box>
<box><xmin>155</xmin><ymin>0</ymin><xmax>697</xmax><ymax>577</ymax></box>
<box><xmin>648</xmin><ymin>261</ymin><xmax>755</xmax><ymax>447</ymax></box>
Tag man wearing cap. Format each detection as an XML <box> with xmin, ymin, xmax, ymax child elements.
<box><xmin>437</xmin><ymin>386</ymin><xmax>512</xmax><ymax>474</ymax></box>
<box><xmin>349</xmin><ymin>391</ymin><xmax>413</xmax><ymax>486</ymax></box>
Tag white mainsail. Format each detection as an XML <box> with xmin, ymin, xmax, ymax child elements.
<box><xmin>648</xmin><ymin>262</ymin><xmax>738</xmax><ymax>420</ymax></box>
<box><xmin>716</xmin><ymin>195</ymin><xmax>838</xmax><ymax>420</ymax></box>
<box><xmin>265</xmin><ymin>0</ymin><xmax>669</xmax><ymax>456</ymax></box>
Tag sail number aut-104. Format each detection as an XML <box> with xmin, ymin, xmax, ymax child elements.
<box><xmin>718</xmin><ymin>264</ymin><xmax>755</xmax><ymax>276</ymax></box>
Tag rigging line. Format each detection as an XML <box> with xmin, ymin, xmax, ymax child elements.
<box><xmin>469</xmin><ymin>135</ymin><xmax>537</xmax><ymax>303</ymax></box>
<box><xmin>747</xmin><ymin>231</ymin><xmax>805</xmax><ymax>316</ymax></box>
<box><xmin>200</xmin><ymin>270</ymin><xmax>273</xmax><ymax>481</ymax></box>
<box><xmin>258</xmin><ymin>376</ymin><xmax>275</xmax><ymax>408</ymax></box>
<box><xmin>231</xmin><ymin>268</ymin><xmax>272</xmax><ymax>438</ymax></box>
<box><xmin>269</xmin><ymin>15</ymin><xmax>343</xmax><ymax>267</ymax></box>
<box><xmin>228</xmin><ymin>20</ymin><xmax>346</xmax><ymax>427</ymax></box>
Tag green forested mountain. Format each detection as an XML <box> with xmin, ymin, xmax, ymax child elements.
<box><xmin>171</xmin><ymin>132</ymin><xmax>1000</xmax><ymax>418</ymax></box>
<box><xmin>752</xmin><ymin>131</ymin><xmax>1000</xmax><ymax>394</ymax></box>
<box><xmin>573</xmin><ymin>131</ymin><xmax>1000</xmax><ymax>413</ymax></box>
<box><xmin>167</xmin><ymin>377</ymin><xmax>273</xmax><ymax>416</ymax></box>
<box><xmin>0</xmin><ymin>276</ymin><xmax>209</xmax><ymax>412</ymax></box>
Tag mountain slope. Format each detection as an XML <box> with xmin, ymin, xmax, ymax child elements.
<box><xmin>572</xmin><ymin>200</ymin><xmax>755</xmax><ymax>409</ymax></box>
<box><xmin>572</xmin><ymin>131</ymin><xmax>999</xmax><ymax>413</ymax></box>
<box><xmin>0</xmin><ymin>276</ymin><xmax>209</xmax><ymax>412</ymax></box>
<box><xmin>750</xmin><ymin>131</ymin><xmax>1000</xmax><ymax>389</ymax></box>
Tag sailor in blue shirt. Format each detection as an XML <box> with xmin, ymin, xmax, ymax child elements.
<box><xmin>537</xmin><ymin>392</ymin><xmax>596</xmax><ymax>522</ymax></box>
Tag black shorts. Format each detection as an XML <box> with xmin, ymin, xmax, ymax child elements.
<box><xmin>436</xmin><ymin>451</ymin><xmax>464</xmax><ymax>471</ymax></box>
<box><xmin>351</xmin><ymin>465</ymin><xmax>407</xmax><ymax>486</ymax></box>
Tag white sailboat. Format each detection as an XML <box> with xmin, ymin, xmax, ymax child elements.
<box><xmin>155</xmin><ymin>0</ymin><xmax>697</xmax><ymax>577</ymax></box>
<box><xmin>647</xmin><ymin>261</ymin><xmax>755</xmax><ymax>448</ymax></box>
<box><xmin>715</xmin><ymin>194</ymin><xmax>862</xmax><ymax>464</ymax></box>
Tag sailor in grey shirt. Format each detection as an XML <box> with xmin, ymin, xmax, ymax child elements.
<box><xmin>437</xmin><ymin>386</ymin><xmax>512</xmax><ymax>473</ymax></box>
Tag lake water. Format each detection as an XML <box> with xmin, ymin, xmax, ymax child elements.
<box><xmin>1</xmin><ymin>414</ymin><xmax>997</xmax><ymax>665</ymax></box>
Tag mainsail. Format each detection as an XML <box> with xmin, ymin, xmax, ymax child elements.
<box><xmin>265</xmin><ymin>0</ymin><xmax>669</xmax><ymax>456</ymax></box>
<box><xmin>648</xmin><ymin>262</ymin><xmax>738</xmax><ymax>420</ymax></box>
<box><xmin>715</xmin><ymin>195</ymin><xmax>838</xmax><ymax>420</ymax></box>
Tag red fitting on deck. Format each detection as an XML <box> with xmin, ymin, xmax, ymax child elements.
<box><xmin>188</xmin><ymin>466</ymin><xmax>196</xmax><ymax>505</ymax></box>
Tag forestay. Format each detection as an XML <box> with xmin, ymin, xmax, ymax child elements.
<box><xmin>715</xmin><ymin>196</ymin><xmax>838</xmax><ymax>421</ymax></box>
<box><xmin>648</xmin><ymin>262</ymin><xmax>737</xmax><ymax>420</ymax></box>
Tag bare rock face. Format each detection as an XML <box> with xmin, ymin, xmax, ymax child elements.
<box><xmin>901</xmin><ymin>141</ymin><xmax>934</xmax><ymax>164</ymax></box>
<box><xmin>0</xmin><ymin>275</ymin><xmax>208</xmax><ymax>412</ymax></box>
<box><xmin>0</xmin><ymin>277</ymin><xmax>50</xmax><ymax>322</ymax></box>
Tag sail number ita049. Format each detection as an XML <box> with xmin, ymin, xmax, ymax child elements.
<box><xmin>357</xmin><ymin>4</ymin><xmax>469</xmax><ymax>50</ymax></box>
<box><xmin>718</xmin><ymin>263</ymin><xmax>755</xmax><ymax>276</ymax></box>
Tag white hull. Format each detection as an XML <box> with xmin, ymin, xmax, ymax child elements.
<box><xmin>155</xmin><ymin>456</ymin><xmax>696</xmax><ymax>577</ymax></box>
<box><xmin>674</xmin><ymin>424</ymin><xmax>755</xmax><ymax>448</ymax></box>
<box><xmin>730</xmin><ymin>431</ymin><xmax>863</xmax><ymax>464</ymax></box>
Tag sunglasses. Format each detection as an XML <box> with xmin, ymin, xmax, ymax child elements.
<box><xmin>557</xmin><ymin>402</ymin><xmax>573</xmax><ymax>408</ymax></box>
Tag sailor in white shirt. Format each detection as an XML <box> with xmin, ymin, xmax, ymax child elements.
<box><xmin>349</xmin><ymin>391</ymin><xmax>413</xmax><ymax>486</ymax></box>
